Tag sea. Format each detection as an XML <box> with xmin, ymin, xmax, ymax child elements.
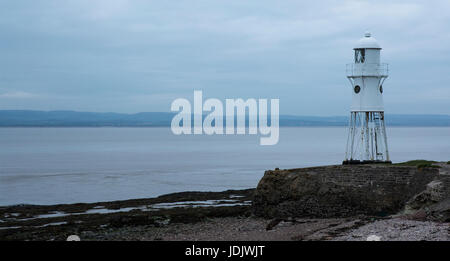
<box><xmin>0</xmin><ymin>127</ymin><xmax>449</xmax><ymax>205</ymax></box>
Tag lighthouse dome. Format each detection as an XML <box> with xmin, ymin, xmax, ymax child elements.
<box><xmin>354</xmin><ymin>32</ymin><xmax>381</xmax><ymax>49</ymax></box>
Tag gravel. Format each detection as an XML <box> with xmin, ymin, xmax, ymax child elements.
<box><xmin>76</xmin><ymin>216</ymin><xmax>448</xmax><ymax>241</ymax></box>
<box><xmin>333</xmin><ymin>218</ymin><xmax>449</xmax><ymax>241</ymax></box>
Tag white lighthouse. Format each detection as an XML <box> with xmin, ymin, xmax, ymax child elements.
<box><xmin>343</xmin><ymin>32</ymin><xmax>391</xmax><ymax>164</ymax></box>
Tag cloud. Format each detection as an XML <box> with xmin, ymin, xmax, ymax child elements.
<box><xmin>0</xmin><ymin>0</ymin><xmax>449</xmax><ymax>114</ymax></box>
<box><xmin>0</xmin><ymin>91</ymin><xmax>37</xmax><ymax>99</ymax></box>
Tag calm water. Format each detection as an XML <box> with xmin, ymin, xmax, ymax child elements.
<box><xmin>0</xmin><ymin>127</ymin><xmax>449</xmax><ymax>205</ymax></box>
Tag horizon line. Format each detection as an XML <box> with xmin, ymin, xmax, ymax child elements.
<box><xmin>0</xmin><ymin>109</ymin><xmax>449</xmax><ymax>117</ymax></box>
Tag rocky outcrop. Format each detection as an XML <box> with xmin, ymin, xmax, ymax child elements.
<box><xmin>253</xmin><ymin>165</ymin><xmax>439</xmax><ymax>218</ymax></box>
<box><xmin>404</xmin><ymin>180</ymin><xmax>446</xmax><ymax>211</ymax></box>
<box><xmin>403</xmin><ymin>172</ymin><xmax>450</xmax><ymax>222</ymax></box>
<box><xmin>424</xmin><ymin>198</ymin><xmax>450</xmax><ymax>222</ymax></box>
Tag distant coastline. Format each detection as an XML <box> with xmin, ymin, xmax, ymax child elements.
<box><xmin>1</xmin><ymin>110</ymin><xmax>449</xmax><ymax>127</ymax></box>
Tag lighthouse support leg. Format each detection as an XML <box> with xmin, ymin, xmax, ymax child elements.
<box><xmin>380</xmin><ymin>112</ymin><xmax>390</xmax><ymax>162</ymax></box>
<box><xmin>345</xmin><ymin>113</ymin><xmax>351</xmax><ymax>160</ymax></box>
<box><xmin>364</xmin><ymin>112</ymin><xmax>370</xmax><ymax>160</ymax></box>
<box><xmin>343</xmin><ymin>111</ymin><xmax>391</xmax><ymax>165</ymax></box>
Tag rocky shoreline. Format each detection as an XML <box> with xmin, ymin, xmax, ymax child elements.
<box><xmin>0</xmin><ymin>189</ymin><xmax>254</xmax><ymax>241</ymax></box>
<box><xmin>1</xmin><ymin>188</ymin><xmax>448</xmax><ymax>241</ymax></box>
<box><xmin>1</xmin><ymin>161</ymin><xmax>449</xmax><ymax>241</ymax></box>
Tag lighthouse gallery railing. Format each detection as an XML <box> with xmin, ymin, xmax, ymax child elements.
<box><xmin>346</xmin><ymin>63</ymin><xmax>389</xmax><ymax>78</ymax></box>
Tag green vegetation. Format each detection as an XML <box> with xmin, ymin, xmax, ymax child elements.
<box><xmin>447</xmin><ymin>161</ymin><xmax>450</xmax><ymax>165</ymax></box>
<box><xmin>395</xmin><ymin>160</ymin><xmax>441</xmax><ymax>169</ymax></box>
<box><xmin>395</xmin><ymin>160</ymin><xmax>437</xmax><ymax>166</ymax></box>
<box><xmin>416</xmin><ymin>163</ymin><xmax>441</xmax><ymax>169</ymax></box>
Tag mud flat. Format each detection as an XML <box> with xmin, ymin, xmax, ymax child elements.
<box><xmin>0</xmin><ymin>189</ymin><xmax>254</xmax><ymax>241</ymax></box>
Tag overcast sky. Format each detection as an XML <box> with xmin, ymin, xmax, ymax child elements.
<box><xmin>0</xmin><ymin>0</ymin><xmax>449</xmax><ymax>115</ymax></box>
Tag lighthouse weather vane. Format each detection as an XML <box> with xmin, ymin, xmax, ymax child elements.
<box><xmin>343</xmin><ymin>32</ymin><xmax>391</xmax><ymax>164</ymax></box>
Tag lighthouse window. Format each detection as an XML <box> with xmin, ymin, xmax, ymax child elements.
<box><xmin>380</xmin><ymin>85</ymin><xmax>383</xmax><ymax>93</ymax></box>
<box><xmin>354</xmin><ymin>85</ymin><xmax>361</xmax><ymax>94</ymax></box>
<box><xmin>355</xmin><ymin>49</ymin><xmax>365</xmax><ymax>63</ymax></box>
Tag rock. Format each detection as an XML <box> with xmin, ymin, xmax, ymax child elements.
<box><xmin>424</xmin><ymin>198</ymin><xmax>450</xmax><ymax>222</ymax></box>
<box><xmin>253</xmin><ymin>165</ymin><xmax>438</xmax><ymax>218</ymax></box>
<box><xmin>154</xmin><ymin>217</ymin><xmax>171</xmax><ymax>227</ymax></box>
<box><xmin>404</xmin><ymin>180</ymin><xmax>445</xmax><ymax>214</ymax></box>
<box><xmin>366</xmin><ymin>235</ymin><xmax>381</xmax><ymax>241</ymax></box>
<box><xmin>403</xmin><ymin>173</ymin><xmax>450</xmax><ymax>222</ymax></box>
<box><xmin>266</xmin><ymin>218</ymin><xmax>282</xmax><ymax>230</ymax></box>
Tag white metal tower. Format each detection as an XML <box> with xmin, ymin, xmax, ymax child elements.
<box><xmin>343</xmin><ymin>32</ymin><xmax>391</xmax><ymax>164</ymax></box>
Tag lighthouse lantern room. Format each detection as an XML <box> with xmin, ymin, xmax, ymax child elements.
<box><xmin>343</xmin><ymin>32</ymin><xmax>391</xmax><ymax>164</ymax></box>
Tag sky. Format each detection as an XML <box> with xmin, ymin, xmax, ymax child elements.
<box><xmin>0</xmin><ymin>0</ymin><xmax>449</xmax><ymax>116</ymax></box>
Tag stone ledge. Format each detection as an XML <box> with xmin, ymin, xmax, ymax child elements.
<box><xmin>253</xmin><ymin>165</ymin><xmax>439</xmax><ymax>218</ymax></box>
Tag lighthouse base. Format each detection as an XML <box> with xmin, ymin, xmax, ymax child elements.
<box><xmin>342</xmin><ymin>159</ymin><xmax>392</xmax><ymax>165</ymax></box>
<box><xmin>344</xmin><ymin>111</ymin><xmax>390</xmax><ymax>162</ymax></box>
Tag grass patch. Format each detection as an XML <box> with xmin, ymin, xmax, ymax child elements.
<box><xmin>416</xmin><ymin>163</ymin><xmax>441</xmax><ymax>169</ymax></box>
<box><xmin>395</xmin><ymin>160</ymin><xmax>437</xmax><ymax>166</ymax></box>
<box><xmin>395</xmin><ymin>160</ymin><xmax>441</xmax><ymax>169</ymax></box>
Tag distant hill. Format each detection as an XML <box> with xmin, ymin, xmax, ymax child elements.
<box><xmin>0</xmin><ymin>110</ymin><xmax>449</xmax><ymax>127</ymax></box>
<box><xmin>280</xmin><ymin>114</ymin><xmax>450</xmax><ymax>127</ymax></box>
<box><xmin>0</xmin><ymin>110</ymin><xmax>175</xmax><ymax>127</ymax></box>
